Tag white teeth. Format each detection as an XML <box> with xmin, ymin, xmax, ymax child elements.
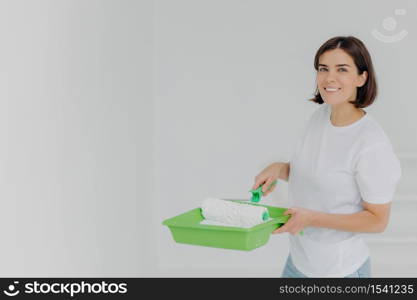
<box><xmin>325</xmin><ymin>88</ymin><xmax>339</xmax><ymax>92</ymax></box>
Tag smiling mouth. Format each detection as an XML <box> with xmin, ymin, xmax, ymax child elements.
<box><xmin>324</xmin><ymin>87</ymin><xmax>341</xmax><ymax>93</ymax></box>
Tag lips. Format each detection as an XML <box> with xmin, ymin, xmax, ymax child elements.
<box><xmin>324</xmin><ymin>87</ymin><xmax>341</xmax><ymax>92</ymax></box>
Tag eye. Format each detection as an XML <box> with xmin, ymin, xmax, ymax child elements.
<box><xmin>339</xmin><ymin>68</ymin><xmax>347</xmax><ymax>72</ymax></box>
<box><xmin>318</xmin><ymin>67</ymin><xmax>327</xmax><ymax>72</ymax></box>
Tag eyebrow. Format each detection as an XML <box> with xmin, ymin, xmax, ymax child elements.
<box><xmin>318</xmin><ymin>64</ymin><xmax>351</xmax><ymax>67</ymax></box>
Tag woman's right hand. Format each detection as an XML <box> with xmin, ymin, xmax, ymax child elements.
<box><xmin>252</xmin><ymin>162</ymin><xmax>283</xmax><ymax>197</ymax></box>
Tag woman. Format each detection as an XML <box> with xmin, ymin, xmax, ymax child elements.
<box><xmin>252</xmin><ymin>36</ymin><xmax>402</xmax><ymax>278</ymax></box>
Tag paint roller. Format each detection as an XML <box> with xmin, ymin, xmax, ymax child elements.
<box><xmin>200</xmin><ymin>197</ymin><xmax>270</xmax><ymax>228</ymax></box>
<box><xmin>199</xmin><ymin>181</ymin><xmax>277</xmax><ymax>228</ymax></box>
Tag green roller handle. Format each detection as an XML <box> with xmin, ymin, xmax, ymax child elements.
<box><xmin>248</xmin><ymin>180</ymin><xmax>277</xmax><ymax>203</ymax></box>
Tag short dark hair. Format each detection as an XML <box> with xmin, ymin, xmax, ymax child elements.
<box><xmin>309</xmin><ymin>36</ymin><xmax>377</xmax><ymax>108</ymax></box>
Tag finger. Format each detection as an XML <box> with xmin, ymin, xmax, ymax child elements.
<box><xmin>272</xmin><ymin>223</ymin><xmax>290</xmax><ymax>234</ymax></box>
<box><xmin>261</xmin><ymin>180</ymin><xmax>270</xmax><ymax>193</ymax></box>
<box><xmin>252</xmin><ymin>178</ymin><xmax>265</xmax><ymax>190</ymax></box>
<box><xmin>268</xmin><ymin>184</ymin><xmax>277</xmax><ymax>192</ymax></box>
<box><xmin>268</xmin><ymin>180</ymin><xmax>277</xmax><ymax>190</ymax></box>
<box><xmin>262</xmin><ymin>178</ymin><xmax>274</xmax><ymax>193</ymax></box>
<box><xmin>272</xmin><ymin>226</ymin><xmax>283</xmax><ymax>234</ymax></box>
<box><xmin>284</xmin><ymin>208</ymin><xmax>295</xmax><ymax>216</ymax></box>
<box><xmin>263</xmin><ymin>185</ymin><xmax>276</xmax><ymax>197</ymax></box>
<box><xmin>274</xmin><ymin>222</ymin><xmax>293</xmax><ymax>233</ymax></box>
<box><xmin>280</xmin><ymin>216</ymin><xmax>297</xmax><ymax>232</ymax></box>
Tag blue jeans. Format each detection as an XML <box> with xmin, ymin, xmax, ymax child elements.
<box><xmin>281</xmin><ymin>255</ymin><xmax>372</xmax><ymax>278</ymax></box>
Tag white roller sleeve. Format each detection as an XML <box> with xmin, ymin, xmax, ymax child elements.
<box><xmin>200</xmin><ymin>197</ymin><xmax>269</xmax><ymax>228</ymax></box>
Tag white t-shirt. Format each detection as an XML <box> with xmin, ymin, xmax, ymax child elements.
<box><xmin>288</xmin><ymin>103</ymin><xmax>402</xmax><ymax>277</ymax></box>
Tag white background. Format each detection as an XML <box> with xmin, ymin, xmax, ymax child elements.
<box><xmin>0</xmin><ymin>0</ymin><xmax>416</xmax><ymax>277</ymax></box>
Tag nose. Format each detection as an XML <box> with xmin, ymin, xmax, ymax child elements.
<box><xmin>324</xmin><ymin>70</ymin><xmax>337</xmax><ymax>84</ymax></box>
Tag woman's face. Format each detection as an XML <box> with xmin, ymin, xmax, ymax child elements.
<box><xmin>316</xmin><ymin>48</ymin><xmax>367</xmax><ymax>107</ymax></box>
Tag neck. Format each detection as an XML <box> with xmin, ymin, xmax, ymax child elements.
<box><xmin>330</xmin><ymin>103</ymin><xmax>365</xmax><ymax>127</ymax></box>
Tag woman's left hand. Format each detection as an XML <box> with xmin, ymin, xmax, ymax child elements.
<box><xmin>272</xmin><ymin>207</ymin><xmax>317</xmax><ymax>235</ymax></box>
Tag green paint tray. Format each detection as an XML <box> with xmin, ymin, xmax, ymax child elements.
<box><xmin>162</xmin><ymin>200</ymin><xmax>290</xmax><ymax>251</ymax></box>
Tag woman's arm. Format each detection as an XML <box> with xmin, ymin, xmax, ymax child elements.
<box><xmin>310</xmin><ymin>202</ymin><xmax>391</xmax><ymax>233</ymax></box>
<box><xmin>273</xmin><ymin>202</ymin><xmax>391</xmax><ymax>235</ymax></box>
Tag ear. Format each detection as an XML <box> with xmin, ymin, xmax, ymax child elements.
<box><xmin>357</xmin><ymin>71</ymin><xmax>368</xmax><ymax>87</ymax></box>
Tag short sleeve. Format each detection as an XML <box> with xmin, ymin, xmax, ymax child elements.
<box><xmin>354</xmin><ymin>142</ymin><xmax>402</xmax><ymax>204</ymax></box>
